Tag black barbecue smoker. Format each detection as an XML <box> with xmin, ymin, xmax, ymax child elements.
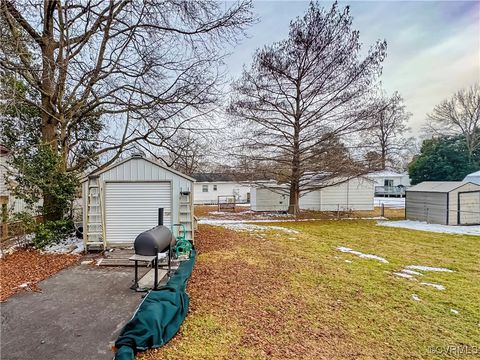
<box><xmin>129</xmin><ymin>208</ymin><xmax>175</xmax><ymax>291</ymax></box>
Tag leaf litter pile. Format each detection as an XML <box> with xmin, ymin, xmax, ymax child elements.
<box><xmin>140</xmin><ymin>224</ymin><xmax>356</xmax><ymax>360</ymax></box>
<box><xmin>0</xmin><ymin>249</ymin><xmax>79</xmax><ymax>301</ymax></box>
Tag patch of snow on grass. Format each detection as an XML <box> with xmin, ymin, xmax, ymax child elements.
<box><xmin>377</xmin><ymin>220</ymin><xmax>480</xmax><ymax>236</ymax></box>
<box><xmin>401</xmin><ymin>269</ymin><xmax>423</xmax><ymax>276</ymax></box>
<box><xmin>420</xmin><ymin>282</ymin><xmax>446</xmax><ymax>290</ymax></box>
<box><xmin>43</xmin><ymin>235</ymin><xmax>84</xmax><ymax>254</ymax></box>
<box><xmin>393</xmin><ymin>272</ymin><xmax>415</xmax><ymax>279</ymax></box>
<box><xmin>406</xmin><ymin>265</ymin><xmax>454</xmax><ymax>273</ymax></box>
<box><xmin>411</xmin><ymin>294</ymin><xmax>421</xmax><ymax>301</ymax></box>
<box><xmin>336</xmin><ymin>246</ymin><xmax>388</xmax><ymax>263</ymax></box>
<box><xmin>220</xmin><ymin>223</ymin><xmax>299</xmax><ymax>234</ymax></box>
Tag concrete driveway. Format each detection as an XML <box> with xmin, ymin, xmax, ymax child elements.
<box><xmin>1</xmin><ymin>264</ymin><xmax>145</xmax><ymax>360</ymax></box>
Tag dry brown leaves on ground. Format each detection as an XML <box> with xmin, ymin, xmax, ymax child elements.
<box><xmin>0</xmin><ymin>249</ymin><xmax>79</xmax><ymax>301</ymax></box>
<box><xmin>141</xmin><ymin>225</ymin><xmax>354</xmax><ymax>359</ymax></box>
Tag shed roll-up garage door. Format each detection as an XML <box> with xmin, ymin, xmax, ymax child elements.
<box><xmin>105</xmin><ymin>182</ymin><xmax>172</xmax><ymax>244</ymax></box>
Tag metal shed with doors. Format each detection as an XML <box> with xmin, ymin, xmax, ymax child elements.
<box><xmin>405</xmin><ymin>181</ymin><xmax>480</xmax><ymax>225</ymax></box>
<box><xmin>81</xmin><ymin>154</ymin><xmax>195</xmax><ymax>250</ymax></box>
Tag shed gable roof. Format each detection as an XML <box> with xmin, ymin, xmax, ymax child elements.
<box><xmin>83</xmin><ymin>155</ymin><xmax>195</xmax><ymax>182</ymax></box>
<box><xmin>407</xmin><ymin>181</ymin><xmax>479</xmax><ymax>193</ymax></box>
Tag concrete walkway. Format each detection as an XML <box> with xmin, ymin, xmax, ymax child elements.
<box><xmin>1</xmin><ymin>264</ymin><xmax>145</xmax><ymax>360</ymax></box>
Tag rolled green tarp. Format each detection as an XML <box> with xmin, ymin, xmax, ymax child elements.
<box><xmin>114</xmin><ymin>250</ymin><xmax>196</xmax><ymax>360</ymax></box>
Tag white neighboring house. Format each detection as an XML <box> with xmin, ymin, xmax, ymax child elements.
<box><xmin>251</xmin><ymin>176</ymin><xmax>375</xmax><ymax>212</ymax></box>
<box><xmin>193</xmin><ymin>173</ymin><xmax>252</xmax><ymax>204</ymax></box>
<box><xmin>463</xmin><ymin>170</ymin><xmax>480</xmax><ymax>184</ymax></box>
<box><xmin>366</xmin><ymin>170</ymin><xmax>411</xmax><ymax>197</ymax></box>
<box><xmin>0</xmin><ymin>145</ymin><xmax>41</xmax><ymax>217</ymax></box>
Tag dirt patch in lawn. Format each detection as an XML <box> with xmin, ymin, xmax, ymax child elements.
<box><xmin>0</xmin><ymin>249</ymin><xmax>79</xmax><ymax>301</ymax></box>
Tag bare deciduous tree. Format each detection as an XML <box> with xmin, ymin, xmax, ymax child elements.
<box><xmin>228</xmin><ymin>1</ymin><xmax>386</xmax><ymax>214</ymax></box>
<box><xmin>164</xmin><ymin>132</ymin><xmax>209</xmax><ymax>176</ymax></box>
<box><xmin>425</xmin><ymin>83</ymin><xmax>480</xmax><ymax>159</ymax></box>
<box><xmin>0</xmin><ymin>0</ymin><xmax>254</xmax><ymax>219</ymax></box>
<box><xmin>364</xmin><ymin>91</ymin><xmax>413</xmax><ymax>170</ymax></box>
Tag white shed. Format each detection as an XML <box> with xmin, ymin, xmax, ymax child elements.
<box><xmin>81</xmin><ymin>154</ymin><xmax>195</xmax><ymax>250</ymax></box>
<box><xmin>250</xmin><ymin>185</ymin><xmax>289</xmax><ymax>212</ymax></box>
<box><xmin>405</xmin><ymin>181</ymin><xmax>480</xmax><ymax>225</ymax></box>
<box><xmin>251</xmin><ymin>177</ymin><xmax>375</xmax><ymax>212</ymax></box>
<box><xmin>300</xmin><ymin>177</ymin><xmax>375</xmax><ymax>211</ymax></box>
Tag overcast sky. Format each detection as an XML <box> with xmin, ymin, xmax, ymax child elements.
<box><xmin>223</xmin><ymin>0</ymin><xmax>480</xmax><ymax>135</ymax></box>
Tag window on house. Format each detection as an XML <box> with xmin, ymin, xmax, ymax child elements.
<box><xmin>384</xmin><ymin>179</ymin><xmax>394</xmax><ymax>187</ymax></box>
<box><xmin>202</xmin><ymin>185</ymin><xmax>208</xmax><ymax>192</ymax></box>
<box><xmin>213</xmin><ymin>185</ymin><xmax>217</xmax><ymax>191</ymax></box>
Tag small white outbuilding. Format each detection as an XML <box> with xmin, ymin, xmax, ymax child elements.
<box><xmin>463</xmin><ymin>170</ymin><xmax>480</xmax><ymax>185</ymax></box>
<box><xmin>81</xmin><ymin>154</ymin><xmax>195</xmax><ymax>250</ymax></box>
<box><xmin>251</xmin><ymin>177</ymin><xmax>375</xmax><ymax>212</ymax></box>
<box><xmin>250</xmin><ymin>185</ymin><xmax>289</xmax><ymax>212</ymax></box>
<box><xmin>405</xmin><ymin>181</ymin><xmax>480</xmax><ymax>225</ymax></box>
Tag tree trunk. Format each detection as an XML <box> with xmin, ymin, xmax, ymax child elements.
<box><xmin>288</xmin><ymin>115</ymin><xmax>301</xmax><ymax>216</ymax></box>
<box><xmin>43</xmin><ymin>193</ymin><xmax>63</xmax><ymax>222</ymax></box>
<box><xmin>288</xmin><ymin>180</ymin><xmax>300</xmax><ymax>215</ymax></box>
<box><xmin>40</xmin><ymin>27</ymin><xmax>62</xmax><ymax>221</ymax></box>
<box><xmin>380</xmin><ymin>147</ymin><xmax>386</xmax><ymax>170</ymax></box>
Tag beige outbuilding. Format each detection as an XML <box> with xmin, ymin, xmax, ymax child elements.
<box><xmin>81</xmin><ymin>154</ymin><xmax>194</xmax><ymax>250</ymax></box>
<box><xmin>405</xmin><ymin>181</ymin><xmax>480</xmax><ymax>225</ymax></box>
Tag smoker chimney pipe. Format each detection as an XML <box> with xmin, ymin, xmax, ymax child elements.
<box><xmin>158</xmin><ymin>208</ymin><xmax>164</xmax><ymax>226</ymax></box>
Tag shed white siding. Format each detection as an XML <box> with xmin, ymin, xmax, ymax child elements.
<box><xmin>250</xmin><ymin>187</ymin><xmax>288</xmax><ymax>211</ymax></box>
<box><xmin>300</xmin><ymin>178</ymin><xmax>374</xmax><ymax>211</ymax></box>
<box><xmin>193</xmin><ymin>182</ymin><xmax>250</xmax><ymax>204</ymax></box>
<box><xmin>82</xmin><ymin>156</ymin><xmax>194</xmax><ymax>248</ymax></box>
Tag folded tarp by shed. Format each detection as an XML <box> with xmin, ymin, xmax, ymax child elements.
<box><xmin>114</xmin><ymin>250</ymin><xmax>196</xmax><ymax>360</ymax></box>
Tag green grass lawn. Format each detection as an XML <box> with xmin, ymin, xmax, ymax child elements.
<box><xmin>142</xmin><ymin>220</ymin><xmax>480</xmax><ymax>360</ymax></box>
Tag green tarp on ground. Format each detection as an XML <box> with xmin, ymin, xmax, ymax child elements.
<box><xmin>114</xmin><ymin>250</ymin><xmax>196</xmax><ymax>360</ymax></box>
